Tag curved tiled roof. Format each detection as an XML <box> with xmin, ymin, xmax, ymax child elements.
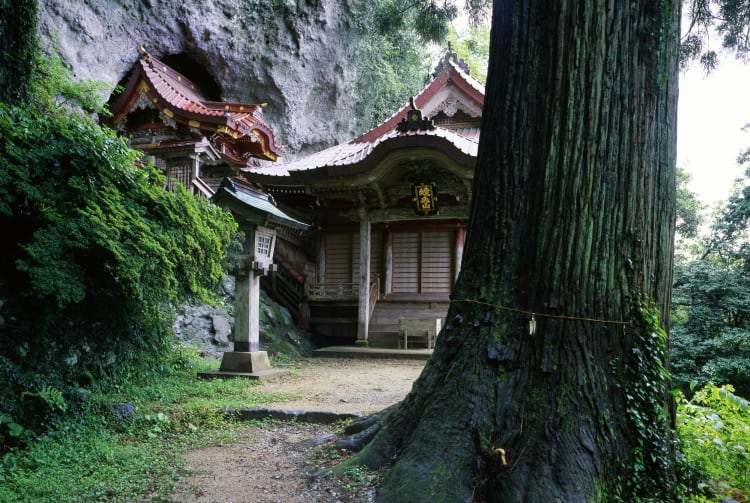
<box><xmin>244</xmin><ymin>57</ymin><xmax>484</xmax><ymax>179</ymax></box>
<box><xmin>248</xmin><ymin>127</ymin><xmax>480</xmax><ymax>177</ymax></box>
<box><xmin>354</xmin><ymin>58</ymin><xmax>485</xmax><ymax>144</ymax></box>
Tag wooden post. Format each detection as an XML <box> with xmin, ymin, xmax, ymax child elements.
<box><xmin>357</xmin><ymin>209</ymin><xmax>371</xmax><ymax>345</ymax></box>
<box><xmin>239</xmin><ymin>269</ymin><xmax>260</xmax><ymax>352</ymax></box>
<box><xmin>317</xmin><ymin>229</ymin><xmax>326</xmax><ymax>284</ymax></box>
<box><xmin>231</xmin><ymin>268</ymin><xmax>261</xmax><ymax>353</ymax></box>
<box><xmin>233</xmin><ymin>268</ymin><xmax>252</xmax><ymax>352</ymax></box>
<box><xmin>384</xmin><ymin>227</ymin><xmax>393</xmax><ymax>296</ymax></box>
<box><xmin>214</xmin><ymin>262</ymin><xmax>277</xmax><ymax>378</ymax></box>
<box><xmin>190</xmin><ymin>152</ymin><xmax>200</xmax><ymax>183</ymax></box>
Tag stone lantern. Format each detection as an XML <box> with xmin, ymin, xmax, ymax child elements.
<box><xmin>201</xmin><ymin>178</ymin><xmax>308</xmax><ymax>379</ymax></box>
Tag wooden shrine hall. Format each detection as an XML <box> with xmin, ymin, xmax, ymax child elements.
<box><xmin>243</xmin><ymin>50</ymin><xmax>485</xmax><ymax>348</ymax></box>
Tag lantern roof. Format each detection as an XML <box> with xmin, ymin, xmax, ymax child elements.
<box><xmin>212</xmin><ymin>177</ymin><xmax>309</xmax><ymax>233</ymax></box>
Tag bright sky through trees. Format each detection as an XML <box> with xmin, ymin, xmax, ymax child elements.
<box><xmin>678</xmin><ymin>57</ymin><xmax>750</xmax><ymax>206</ymax></box>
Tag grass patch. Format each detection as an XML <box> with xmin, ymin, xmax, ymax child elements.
<box><xmin>4</xmin><ymin>346</ymin><xmax>747</xmax><ymax>502</ymax></box>
<box><xmin>0</xmin><ymin>347</ymin><xmax>303</xmax><ymax>502</ymax></box>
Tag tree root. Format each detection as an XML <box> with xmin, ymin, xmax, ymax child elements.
<box><xmin>334</xmin><ymin>403</ymin><xmax>397</xmax><ymax>452</ymax></box>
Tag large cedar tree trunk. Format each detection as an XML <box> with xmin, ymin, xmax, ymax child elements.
<box><xmin>344</xmin><ymin>1</ymin><xmax>680</xmax><ymax>501</ymax></box>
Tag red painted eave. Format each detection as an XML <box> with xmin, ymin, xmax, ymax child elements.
<box><xmin>109</xmin><ymin>49</ymin><xmax>283</xmax><ymax>161</ymax></box>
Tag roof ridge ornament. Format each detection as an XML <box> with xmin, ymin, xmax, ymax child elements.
<box><xmin>137</xmin><ymin>44</ymin><xmax>150</xmax><ymax>61</ymax></box>
<box><xmin>432</xmin><ymin>42</ymin><xmax>470</xmax><ymax>77</ymax></box>
<box><xmin>396</xmin><ymin>98</ymin><xmax>435</xmax><ymax>133</ymax></box>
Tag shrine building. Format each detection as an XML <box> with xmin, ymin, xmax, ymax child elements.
<box><xmin>242</xmin><ymin>51</ymin><xmax>485</xmax><ymax>348</ymax></box>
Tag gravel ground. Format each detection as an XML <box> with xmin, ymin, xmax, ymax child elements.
<box><xmin>167</xmin><ymin>358</ymin><xmax>426</xmax><ymax>502</ymax></box>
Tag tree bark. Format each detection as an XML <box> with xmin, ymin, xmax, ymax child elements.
<box><xmin>0</xmin><ymin>0</ymin><xmax>37</xmax><ymax>105</ymax></box>
<box><xmin>345</xmin><ymin>1</ymin><xmax>680</xmax><ymax>501</ymax></box>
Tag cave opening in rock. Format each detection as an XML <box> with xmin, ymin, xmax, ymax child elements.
<box><xmin>160</xmin><ymin>52</ymin><xmax>222</xmax><ymax>100</ymax></box>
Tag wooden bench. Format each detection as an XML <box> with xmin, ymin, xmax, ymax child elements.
<box><xmin>398</xmin><ymin>318</ymin><xmax>442</xmax><ymax>349</ymax></box>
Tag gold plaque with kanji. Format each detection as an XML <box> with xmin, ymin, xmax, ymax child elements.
<box><xmin>412</xmin><ymin>183</ymin><xmax>437</xmax><ymax>215</ymax></box>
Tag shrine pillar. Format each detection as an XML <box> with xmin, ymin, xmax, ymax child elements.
<box><xmin>356</xmin><ymin>208</ymin><xmax>371</xmax><ymax>345</ymax></box>
<box><xmin>383</xmin><ymin>226</ymin><xmax>393</xmax><ymax>296</ymax></box>
<box><xmin>232</xmin><ymin>266</ymin><xmax>260</xmax><ymax>353</ymax></box>
<box><xmin>316</xmin><ymin>229</ymin><xmax>326</xmax><ymax>284</ymax></box>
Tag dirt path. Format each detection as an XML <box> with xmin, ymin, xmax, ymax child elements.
<box><xmin>168</xmin><ymin>358</ymin><xmax>426</xmax><ymax>502</ymax></box>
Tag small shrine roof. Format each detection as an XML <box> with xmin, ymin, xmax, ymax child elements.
<box><xmin>353</xmin><ymin>57</ymin><xmax>484</xmax><ymax>145</ymax></box>
<box><xmin>109</xmin><ymin>46</ymin><xmax>282</xmax><ymax>162</ymax></box>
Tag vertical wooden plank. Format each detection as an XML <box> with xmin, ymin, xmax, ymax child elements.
<box><xmin>384</xmin><ymin>228</ymin><xmax>393</xmax><ymax>295</ymax></box>
<box><xmin>317</xmin><ymin>232</ymin><xmax>326</xmax><ymax>284</ymax></box>
<box><xmin>325</xmin><ymin>233</ymin><xmax>352</xmax><ymax>285</ymax></box>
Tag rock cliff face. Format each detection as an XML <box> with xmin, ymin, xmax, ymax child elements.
<box><xmin>37</xmin><ymin>0</ymin><xmax>366</xmax><ymax>155</ymax></box>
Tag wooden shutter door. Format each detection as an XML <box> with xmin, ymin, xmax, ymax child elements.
<box><xmin>325</xmin><ymin>233</ymin><xmax>352</xmax><ymax>285</ymax></box>
<box><xmin>392</xmin><ymin>232</ymin><xmax>419</xmax><ymax>293</ymax></box>
<box><xmin>421</xmin><ymin>231</ymin><xmax>453</xmax><ymax>293</ymax></box>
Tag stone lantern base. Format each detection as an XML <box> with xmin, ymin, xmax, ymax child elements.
<box><xmin>198</xmin><ymin>350</ymin><xmax>289</xmax><ymax>381</ymax></box>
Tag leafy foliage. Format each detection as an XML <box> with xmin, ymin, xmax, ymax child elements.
<box><xmin>0</xmin><ymin>349</ymin><xmax>300</xmax><ymax>502</ymax></box>
<box><xmin>350</xmin><ymin>2</ymin><xmax>434</xmax><ymax>127</ymax></box>
<box><xmin>446</xmin><ymin>23</ymin><xmax>490</xmax><ymax>82</ymax></box>
<box><xmin>364</xmin><ymin>0</ymin><xmax>457</xmax><ymax>43</ymax></box>
<box><xmin>682</xmin><ymin>0</ymin><xmax>750</xmax><ymax>70</ymax></box>
<box><xmin>676</xmin><ymin>167</ymin><xmax>705</xmax><ymax>241</ymax></box>
<box><xmin>677</xmin><ymin>383</ymin><xmax>750</xmax><ymax>501</ymax></box>
<box><xmin>671</xmin><ymin>257</ymin><xmax>750</xmax><ymax>396</ymax></box>
<box><xmin>350</xmin><ymin>1</ymin><xmax>491</xmax><ymax>129</ymax></box>
<box><xmin>616</xmin><ymin>299</ymin><xmax>677</xmax><ymax>501</ymax></box>
<box><xmin>0</xmin><ymin>48</ymin><xmax>239</xmax><ymax>448</ymax></box>
<box><xmin>0</xmin><ymin>0</ymin><xmax>38</xmax><ymax>105</ymax></box>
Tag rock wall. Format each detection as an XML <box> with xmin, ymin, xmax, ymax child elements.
<box><xmin>37</xmin><ymin>0</ymin><xmax>366</xmax><ymax>155</ymax></box>
<box><xmin>173</xmin><ymin>275</ymin><xmax>315</xmax><ymax>358</ymax></box>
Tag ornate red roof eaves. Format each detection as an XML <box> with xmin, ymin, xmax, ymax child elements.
<box><xmin>109</xmin><ymin>47</ymin><xmax>282</xmax><ymax>162</ymax></box>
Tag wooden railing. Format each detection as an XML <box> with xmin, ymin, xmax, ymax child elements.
<box><xmin>369</xmin><ymin>275</ymin><xmax>380</xmax><ymax>320</ymax></box>
<box><xmin>261</xmin><ymin>255</ymin><xmax>306</xmax><ymax>322</ymax></box>
<box><xmin>307</xmin><ymin>275</ymin><xmax>381</xmax><ymax>306</ymax></box>
<box><xmin>307</xmin><ymin>282</ymin><xmax>358</xmax><ymax>299</ymax></box>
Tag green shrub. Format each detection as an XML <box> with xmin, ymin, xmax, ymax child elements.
<box><xmin>0</xmin><ymin>50</ymin><xmax>240</xmax><ymax>447</ymax></box>
<box><xmin>677</xmin><ymin>383</ymin><xmax>750</xmax><ymax>501</ymax></box>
